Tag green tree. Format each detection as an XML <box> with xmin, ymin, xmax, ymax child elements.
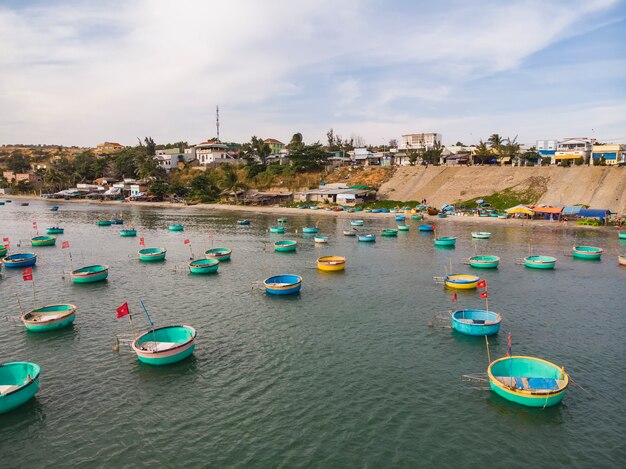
<box><xmin>148</xmin><ymin>181</ymin><xmax>169</xmax><ymax>200</ymax></box>
<box><xmin>289</xmin><ymin>143</ymin><xmax>329</xmax><ymax>172</ymax></box>
<box><xmin>287</xmin><ymin>133</ymin><xmax>304</xmax><ymax>152</ymax></box>
<box><xmin>501</xmin><ymin>136</ymin><xmax>521</xmax><ymax>164</ymax></box>
<box><xmin>189</xmin><ymin>172</ymin><xmax>220</xmax><ymax>201</ymax></box>
<box><xmin>6</xmin><ymin>150</ymin><xmax>31</xmax><ymax>173</ymax></box>
<box><xmin>407</xmin><ymin>149</ymin><xmax>420</xmax><ymax>166</ymax></box>
<box><xmin>487</xmin><ymin>134</ymin><xmax>503</xmax><ymax>154</ymax></box>
<box><xmin>473</xmin><ymin>140</ymin><xmax>493</xmax><ymax>165</ymax></box>
<box><xmin>422</xmin><ymin>142</ymin><xmax>444</xmax><ymax>164</ymax></box>
<box><xmin>144</xmin><ymin>137</ymin><xmax>156</xmax><ymax>157</ymax></box>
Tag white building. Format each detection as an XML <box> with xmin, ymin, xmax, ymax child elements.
<box><xmin>400</xmin><ymin>133</ymin><xmax>442</xmax><ymax>150</ymax></box>
<box><xmin>554</xmin><ymin>137</ymin><xmax>595</xmax><ymax>165</ymax></box>
<box><xmin>154</xmin><ymin>149</ymin><xmax>189</xmax><ymax>172</ymax></box>
<box><xmin>193</xmin><ymin>142</ymin><xmax>238</xmax><ymax>166</ymax></box>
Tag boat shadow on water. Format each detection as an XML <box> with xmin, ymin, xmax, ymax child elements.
<box><xmin>483</xmin><ymin>392</ymin><xmax>567</xmax><ymax>422</ymax></box>
<box><xmin>0</xmin><ymin>396</ymin><xmax>45</xmax><ymax>423</ymax></box>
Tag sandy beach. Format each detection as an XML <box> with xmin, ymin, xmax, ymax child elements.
<box><xmin>6</xmin><ymin>193</ymin><xmax>615</xmax><ymax>234</ymax></box>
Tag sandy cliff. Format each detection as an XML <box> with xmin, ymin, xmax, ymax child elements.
<box><xmin>377</xmin><ymin>166</ymin><xmax>626</xmax><ymax>212</ymax></box>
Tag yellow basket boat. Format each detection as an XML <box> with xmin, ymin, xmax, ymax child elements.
<box><xmin>444</xmin><ymin>273</ymin><xmax>480</xmax><ymax>289</ymax></box>
<box><xmin>317</xmin><ymin>255</ymin><xmax>346</xmax><ymax>272</ymax></box>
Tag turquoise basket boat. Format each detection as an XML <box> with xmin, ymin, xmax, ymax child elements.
<box><xmin>302</xmin><ymin>227</ymin><xmax>318</xmax><ymax>234</ymax></box>
<box><xmin>397</xmin><ymin>225</ymin><xmax>410</xmax><ymax>231</ymax></box>
<box><xmin>524</xmin><ymin>255</ymin><xmax>556</xmax><ymax>269</ymax></box>
<box><xmin>3</xmin><ymin>253</ymin><xmax>37</xmax><ymax>268</ymax></box>
<box><xmin>237</xmin><ymin>219</ymin><xmax>250</xmax><ymax>225</ymax></box>
<box><xmin>351</xmin><ymin>220</ymin><xmax>364</xmax><ymax>226</ymax></box>
<box><xmin>138</xmin><ymin>247</ymin><xmax>167</xmax><ymax>262</ymax></box>
<box><xmin>131</xmin><ymin>325</ymin><xmax>197</xmax><ymax>365</ymax></box>
<box><xmin>358</xmin><ymin>234</ymin><xmax>376</xmax><ymax>242</ymax></box>
<box><xmin>46</xmin><ymin>227</ymin><xmax>64</xmax><ymax>234</ymax></box>
<box><xmin>269</xmin><ymin>226</ymin><xmax>285</xmax><ymax>233</ymax></box>
<box><xmin>395</xmin><ymin>215</ymin><xmax>406</xmax><ymax>221</ymax></box>
<box><xmin>419</xmin><ymin>224</ymin><xmax>435</xmax><ymax>232</ymax></box>
<box><xmin>434</xmin><ymin>236</ymin><xmax>456</xmax><ymax>247</ymax></box>
<box><xmin>189</xmin><ymin>258</ymin><xmax>219</xmax><ymax>274</ymax></box>
<box><xmin>469</xmin><ymin>255</ymin><xmax>500</xmax><ymax>268</ymax></box>
<box><xmin>264</xmin><ymin>274</ymin><xmax>302</xmax><ymax>295</ymax></box>
<box><xmin>31</xmin><ymin>235</ymin><xmax>56</xmax><ymax>247</ymax></box>
<box><xmin>411</xmin><ymin>214</ymin><xmax>423</xmax><ymax>220</ymax></box>
<box><xmin>314</xmin><ymin>235</ymin><xmax>329</xmax><ymax>243</ymax></box>
<box><xmin>0</xmin><ymin>362</ymin><xmax>41</xmax><ymax>414</ymax></box>
<box><xmin>451</xmin><ymin>309</ymin><xmax>501</xmax><ymax>336</ymax></box>
<box><xmin>205</xmin><ymin>247</ymin><xmax>232</xmax><ymax>261</ymax></box>
<box><xmin>619</xmin><ymin>232</ymin><xmax>626</xmax><ymax>240</ymax></box>
<box><xmin>381</xmin><ymin>229</ymin><xmax>398</xmax><ymax>237</ymax></box>
<box><xmin>0</xmin><ymin>244</ymin><xmax>7</xmax><ymax>257</ymax></box>
<box><xmin>274</xmin><ymin>240</ymin><xmax>297</xmax><ymax>252</ymax></box>
<box><xmin>471</xmin><ymin>231</ymin><xmax>491</xmax><ymax>239</ymax></box>
<box><xmin>50</xmin><ymin>206</ymin><xmax>59</xmax><ymax>212</ymax></box>
<box><xmin>119</xmin><ymin>229</ymin><xmax>137</xmax><ymax>237</ymax></box>
<box><xmin>168</xmin><ymin>224</ymin><xmax>184</xmax><ymax>231</ymax></box>
<box><xmin>21</xmin><ymin>304</ymin><xmax>77</xmax><ymax>331</ymax></box>
<box><xmin>572</xmin><ymin>245</ymin><xmax>603</xmax><ymax>260</ymax></box>
<box><xmin>97</xmin><ymin>220</ymin><xmax>112</xmax><ymax>226</ymax></box>
<box><xmin>71</xmin><ymin>265</ymin><xmax>109</xmax><ymax>283</ymax></box>
<box><xmin>488</xmin><ymin>356</ymin><xmax>569</xmax><ymax>407</ymax></box>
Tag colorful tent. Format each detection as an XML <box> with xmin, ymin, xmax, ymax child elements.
<box><xmin>505</xmin><ymin>205</ymin><xmax>534</xmax><ymax>215</ymax></box>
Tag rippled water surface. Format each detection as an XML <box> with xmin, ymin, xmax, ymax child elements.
<box><xmin>1</xmin><ymin>201</ymin><xmax>625</xmax><ymax>468</ymax></box>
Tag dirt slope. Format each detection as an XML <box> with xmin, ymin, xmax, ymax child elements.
<box><xmin>377</xmin><ymin>166</ymin><xmax>626</xmax><ymax>212</ymax></box>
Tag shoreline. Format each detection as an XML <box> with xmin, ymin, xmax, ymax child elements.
<box><xmin>5</xmin><ymin>193</ymin><xmax>614</xmax><ymax>234</ymax></box>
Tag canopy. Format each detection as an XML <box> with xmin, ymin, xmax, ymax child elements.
<box><xmin>505</xmin><ymin>205</ymin><xmax>534</xmax><ymax>215</ymax></box>
<box><xmin>554</xmin><ymin>154</ymin><xmax>582</xmax><ymax>160</ymax></box>
<box><xmin>532</xmin><ymin>206</ymin><xmax>563</xmax><ymax>215</ymax></box>
<box><xmin>579</xmin><ymin>208</ymin><xmax>611</xmax><ymax>219</ymax></box>
<box><xmin>563</xmin><ymin>206</ymin><xmax>582</xmax><ymax>215</ymax></box>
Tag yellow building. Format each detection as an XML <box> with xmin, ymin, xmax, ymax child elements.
<box><xmin>263</xmin><ymin>138</ymin><xmax>285</xmax><ymax>154</ymax></box>
<box><xmin>591</xmin><ymin>144</ymin><xmax>626</xmax><ymax>165</ymax></box>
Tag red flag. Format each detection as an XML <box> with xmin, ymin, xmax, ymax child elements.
<box><xmin>477</xmin><ymin>279</ymin><xmax>487</xmax><ymax>289</ymax></box>
<box><xmin>184</xmin><ymin>239</ymin><xmax>190</xmax><ymax>245</ymax></box>
<box><xmin>479</xmin><ymin>291</ymin><xmax>488</xmax><ymax>299</ymax></box>
<box><xmin>22</xmin><ymin>274</ymin><xmax>33</xmax><ymax>281</ymax></box>
<box><xmin>451</xmin><ymin>293</ymin><xmax>457</xmax><ymax>302</ymax></box>
<box><xmin>116</xmin><ymin>302</ymin><xmax>130</xmax><ymax>318</ymax></box>
<box><xmin>22</xmin><ymin>267</ymin><xmax>33</xmax><ymax>281</ymax></box>
<box><xmin>2</xmin><ymin>237</ymin><xmax>8</xmax><ymax>243</ymax></box>
<box><xmin>139</xmin><ymin>237</ymin><xmax>145</xmax><ymax>246</ymax></box>
<box><xmin>62</xmin><ymin>241</ymin><xmax>70</xmax><ymax>249</ymax></box>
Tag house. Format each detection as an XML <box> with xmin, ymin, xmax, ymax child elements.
<box><xmin>591</xmin><ymin>144</ymin><xmax>626</xmax><ymax>165</ymax></box>
<box><xmin>96</xmin><ymin>142</ymin><xmax>125</xmax><ymax>154</ymax></box>
<box><xmin>193</xmin><ymin>141</ymin><xmax>239</xmax><ymax>166</ymax></box>
<box><xmin>3</xmin><ymin>171</ymin><xmax>42</xmax><ymax>184</ymax></box>
<box><xmin>154</xmin><ymin>149</ymin><xmax>189</xmax><ymax>172</ymax></box>
<box><xmin>295</xmin><ymin>187</ymin><xmax>372</xmax><ymax>205</ymax></box>
<box><xmin>242</xmin><ymin>191</ymin><xmax>293</xmax><ymax>205</ymax></box>
<box><xmin>351</xmin><ymin>148</ymin><xmax>381</xmax><ymax>166</ymax></box>
<box><xmin>536</xmin><ymin>139</ymin><xmax>557</xmax><ymax>162</ymax></box>
<box><xmin>263</xmin><ymin>138</ymin><xmax>285</xmax><ymax>155</ymax></box>
<box><xmin>554</xmin><ymin>137</ymin><xmax>595</xmax><ymax>164</ymax></box>
<box><xmin>400</xmin><ymin>133</ymin><xmax>442</xmax><ymax>150</ymax></box>
<box><xmin>441</xmin><ymin>145</ymin><xmax>471</xmax><ymax>165</ymax></box>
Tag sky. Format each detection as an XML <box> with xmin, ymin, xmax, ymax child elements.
<box><xmin>0</xmin><ymin>0</ymin><xmax>625</xmax><ymax>147</ymax></box>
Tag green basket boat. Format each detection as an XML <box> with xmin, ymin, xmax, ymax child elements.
<box><xmin>524</xmin><ymin>255</ymin><xmax>556</xmax><ymax>269</ymax></box>
<box><xmin>0</xmin><ymin>244</ymin><xmax>7</xmax><ymax>257</ymax></box>
<box><xmin>71</xmin><ymin>265</ymin><xmax>109</xmax><ymax>283</ymax></box>
<box><xmin>269</xmin><ymin>226</ymin><xmax>285</xmax><ymax>233</ymax></box>
<box><xmin>572</xmin><ymin>245</ymin><xmax>603</xmax><ymax>260</ymax></box>
<box><xmin>205</xmin><ymin>247</ymin><xmax>232</xmax><ymax>261</ymax></box>
<box><xmin>189</xmin><ymin>258</ymin><xmax>219</xmax><ymax>274</ymax></box>
<box><xmin>397</xmin><ymin>225</ymin><xmax>410</xmax><ymax>231</ymax></box>
<box><xmin>138</xmin><ymin>247</ymin><xmax>167</xmax><ymax>262</ymax></box>
<box><xmin>131</xmin><ymin>325</ymin><xmax>197</xmax><ymax>365</ymax></box>
<box><xmin>381</xmin><ymin>229</ymin><xmax>398</xmax><ymax>237</ymax></box>
<box><xmin>274</xmin><ymin>240</ymin><xmax>297</xmax><ymax>252</ymax></box>
<box><xmin>31</xmin><ymin>235</ymin><xmax>56</xmax><ymax>247</ymax></box>
<box><xmin>0</xmin><ymin>362</ymin><xmax>41</xmax><ymax>414</ymax></box>
<box><xmin>469</xmin><ymin>255</ymin><xmax>500</xmax><ymax>268</ymax></box>
<box><xmin>411</xmin><ymin>214</ymin><xmax>423</xmax><ymax>220</ymax></box>
<box><xmin>434</xmin><ymin>236</ymin><xmax>456</xmax><ymax>247</ymax></box>
<box><xmin>46</xmin><ymin>227</ymin><xmax>64</xmax><ymax>234</ymax></box>
<box><xmin>168</xmin><ymin>224</ymin><xmax>184</xmax><ymax>231</ymax></box>
<box><xmin>97</xmin><ymin>220</ymin><xmax>112</xmax><ymax>226</ymax></box>
<box><xmin>119</xmin><ymin>229</ymin><xmax>137</xmax><ymax>237</ymax></box>
<box><xmin>20</xmin><ymin>304</ymin><xmax>77</xmax><ymax>331</ymax></box>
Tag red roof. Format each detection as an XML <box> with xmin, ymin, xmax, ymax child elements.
<box><xmin>263</xmin><ymin>138</ymin><xmax>283</xmax><ymax>144</ymax></box>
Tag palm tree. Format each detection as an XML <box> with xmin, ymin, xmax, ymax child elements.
<box><xmin>473</xmin><ymin>140</ymin><xmax>493</xmax><ymax>165</ymax></box>
<box><xmin>502</xmin><ymin>136</ymin><xmax>521</xmax><ymax>165</ymax></box>
<box><xmin>487</xmin><ymin>134</ymin><xmax>503</xmax><ymax>154</ymax></box>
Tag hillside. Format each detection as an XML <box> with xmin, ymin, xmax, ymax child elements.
<box><xmin>377</xmin><ymin>166</ymin><xmax>626</xmax><ymax>213</ymax></box>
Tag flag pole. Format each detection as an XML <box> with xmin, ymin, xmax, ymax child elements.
<box><xmin>140</xmin><ymin>300</ymin><xmax>157</xmax><ymax>346</ymax></box>
<box><xmin>15</xmin><ymin>294</ymin><xmax>25</xmax><ymax>315</ymax></box>
<box><xmin>485</xmin><ymin>335</ymin><xmax>491</xmax><ymax>366</ymax></box>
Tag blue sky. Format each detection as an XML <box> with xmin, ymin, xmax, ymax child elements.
<box><xmin>0</xmin><ymin>0</ymin><xmax>624</xmax><ymax>147</ymax></box>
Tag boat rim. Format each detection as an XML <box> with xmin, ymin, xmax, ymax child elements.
<box><xmin>0</xmin><ymin>362</ymin><xmax>41</xmax><ymax>397</ymax></box>
<box><xmin>131</xmin><ymin>324</ymin><xmax>197</xmax><ymax>355</ymax></box>
<box><xmin>21</xmin><ymin>304</ymin><xmax>77</xmax><ymax>324</ymax></box>
<box><xmin>487</xmin><ymin>355</ymin><xmax>569</xmax><ymax>396</ymax></box>
<box><xmin>72</xmin><ymin>265</ymin><xmax>108</xmax><ymax>275</ymax></box>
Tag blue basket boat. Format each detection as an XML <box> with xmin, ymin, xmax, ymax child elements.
<box><xmin>3</xmin><ymin>253</ymin><xmax>37</xmax><ymax>268</ymax></box>
<box><xmin>168</xmin><ymin>224</ymin><xmax>184</xmax><ymax>232</ymax></box>
<box><xmin>488</xmin><ymin>356</ymin><xmax>569</xmax><ymax>407</ymax></box>
<box><xmin>419</xmin><ymin>224</ymin><xmax>435</xmax><ymax>232</ymax></box>
<box><xmin>188</xmin><ymin>258</ymin><xmax>219</xmax><ymax>274</ymax></box>
<box><xmin>451</xmin><ymin>309</ymin><xmax>501</xmax><ymax>336</ymax></box>
<box><xmin>358</xmin><ymin>234</ymin><xmax>376</xmax><ymax>242</ymax></box>
<box><xmin>395</xmin><ymin>215</ymin><xmax>406</xmax><ymax>221</ymax></box>
<box><xmin>21</xmin><ymin>304</ymin><xmax>77</xmax><ymax>331</ymax></box>
<box><xmin>572</xmin><ymin>245</ymin><xmax>603</xmax><ymax>260</ymax></box>
<box><xmin>302</xmin><ymin>227</ymin><xmax>318</xmax><ymax>234</ymax></box>
<box><xmin>138</xmin><ymin>247</ymin><xmax>167</xmax><ymax>262</ymax></box>
<box><xmin>0</xmin><ymin>362</ymin><xmax>41</xmax><ymax>414</ymax></box>
<box><xmin>131</xmin><ymin>325</ymin><xmax>197</xmax><ymax>365</ymax></box>
<box><xmin>263</xmin><ymin>274</ymin><xmax>302</xmax><ymax>295</ymax></box>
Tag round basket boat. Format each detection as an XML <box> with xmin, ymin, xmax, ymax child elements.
<box><xmin>46</xmin><ymin>227</ymin><xmax>64</xmax><ymax>234</ymax></box>
<box><xmin>343</xmin><ymin>229</ymin><xmax>357</xmax><ymax>236</ymax></box>
<box><xmin>97</xmin><ymin>220</ymin><xmax>112</xmax><ymax>226</ymax></box>
<box><xmin>302</xmin><ymin>227</ymin><xmax>318</xmax><ymax>234</ymax></box>
<box><xmin>119</xmin><ymin>229</ymin><xmax>137</xmax><ymax>237</ymax></box>
<box><xmin>269</xmin><ymin>226</ymin><xmax>285</xmax><ymax>233</ymax></box>
<box><xmin>411</xmin><ymin>214</ymin><xmax>423</xmax><ymax>220</ymax></box>
<box><xmin>350</xmin><ymin>220</ymin><xmax>364</xmax><ymax>226</ymax></box>
<box><xmin>469</xmin><ymin>255</ymin><xmax>500</xmax><ymax>269</ymax></box>
<box><xmin>138</xmin><ymin>247</ymin><xmax>167</xmax><ymax>262</ymax></box>
<box><xmin>524</xmin><ymin>255</ymin><xmax>557</xmax><ymax>269</ymax></box>
<box><xmin>395</xmin><ymin>215</ymin><xmax>406</xmax><ymax>222</ymax></box>
<box><xmin>471</xmin><ymin>231</ymin><xmax>491</xmax><ymax>239</ymax></box>
<box><xmin>419</xmin><ymin>224</ymin><xmax>435</xmax><ymax>232</ymax></box>
<box><xmin>572</xmin><ymin>245</ymin><xmax>603</xmax><ymax>260</ymax></box>
<box><xmin>0</xmin><ymin>244</ymin><xmax>8</xmax><ymax>257</ymax></box>
<box><xmin>168</xmin><ymin>224</ymin><xmax>184</xmax><ymax>232</ymax></box>
<box><xmin>237</xmin><ymin>219</ymin><xmax>250</xmax><ymax>225</ymax></box>
<box><xmin>21</xmin><ymin>304</ymin><xmax>77</xmax><ymax>331</ymax></box>
<box><xmin>358</xmin><ymin>234</ymin><xmax>376</xmax><ymax>242</ymax></box>
<box><xmin>397</xmin><ymin>225</ymin><xmax>410</xmax><ymax>231</ymax></box>
<box><xmin>263</xmin><ymin>274</ymin><xmax>302</xmax><ymax>295</ymax></box>
<box><xmin>3</xmin><ymin>253</ymin><xmax>37</xmax><ymax>268</ymax></box>
<box><xmin>71</xmin><ymin>265</ymin><xmax>109</xmax><ymax>283</ymax></box>
<box><xmin>314</xmin><ymin>235</ymin><xmax>328</xmax><ymax>243</ymax></box>
<box><xmin>277</xmin><ymin>218</ymin><xmax>288</xmax><ymax>224</ymax></box>
<box><xmin>131</xmin><ymin>325</ymin><xmax>197</xmax><ymax>365</ymax></box>
<box><xmin>317</xmin><ymin>256</ymin><xmax>346</xmax><ymax>272</ymax></box>
<box><xmin>451</xmin><ymin>309</ymin><xmax>501</xmax><ymax>336</ymax></box>
<box><xmin>274</xmin><ymin>240</ymin><xmax>297</xmax><ymax>252</ymax></box>
<box><xmin>438</xmin><ymin>213</ymin><xmax>447</xmax><ymax>218</ymax></box>
<box><xmin>31</xmin><ymin>235</ymin><xmax>56</xmax><ymax>247</ymax></box>
<box><xmin>619</xmin><ymin>255</ymin><xmax>626</xmax><ymax>266</ymax></box>
<box><xmin>189</xmin><ymin>258</ymin><xmax>219</xmax><ymax>274</ymax></box>
<box><xmin>444</xmin><ymin>273</ymin><xmax>480</xmax><ymax>289</ymax></box>
<box><xmin>0</xmin><ymin>362</ymin><xmax>41</xmax><ymax>414</ymax></box>
<box><xmin>434</xmin><ymin>236</ymin><xmax>456</xmax><ymax>247</ymax></box>
<box><xmin>205</xmin><ymin>247</ymin><xmax>232</xmax><ymax>261</ymax></box>
<box><xmin>488</xmin><ymin>356</ymin><xmax>569</xmax><ymax>407</ymax></box>
<box><xmin>619</xmin><ymin>232</ymin><xmax>626</xmax><ymax>240</ymax></box>
<box><xmin>50</xmin><ymin>206</ymin><xmax>59</xmax><ymax>212</ymax></box>
<box><xmin>381</xmin><ymin>229</ymin><xmax>398</xmax><ymax>237</ymax></box>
